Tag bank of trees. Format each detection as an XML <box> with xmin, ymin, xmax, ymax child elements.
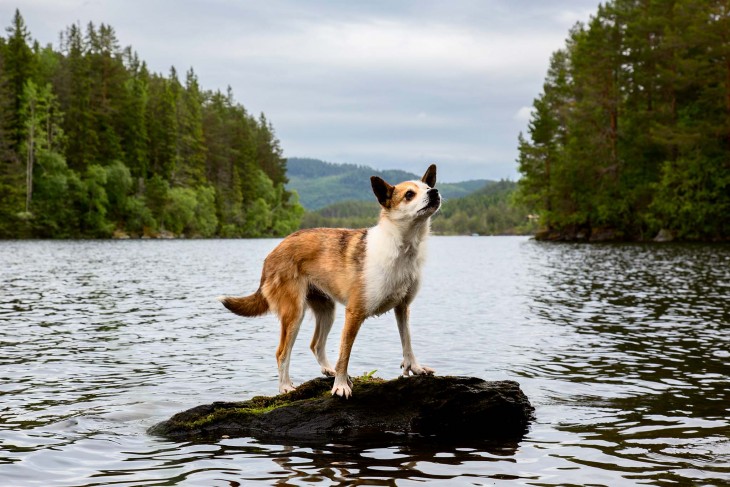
<box><xmin>0</xmin><ymin>10</ymin><xmax>302</xmax><ymax>238</ymax></box>
<box><xmin>517</xmin><ymin>0</ymin><xmax>729</xmax><ymax>241</ymax></box>
<box><xmin>431</xmin><ymin>180</ymin><xmax>536</xmax><ymax>235</ymax></box>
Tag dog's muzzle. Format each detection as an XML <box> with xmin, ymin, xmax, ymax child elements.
<box><xmin>418</xmin><ymin>188</ymin><xmax>441</xmax><ymax>215</ymax></box>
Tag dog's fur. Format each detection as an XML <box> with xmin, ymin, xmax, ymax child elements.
<box><xmin>219</xmin><ymin>165</ymin><xmax>441</xmax><ymax>398</ymax></box>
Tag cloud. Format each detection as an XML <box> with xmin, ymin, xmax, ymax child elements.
<box><xmin>6</xmin><ymin>0</ymin><xmax>602</xmax><ymax>182</ymax></box>
<box><xmin>513</xmin><ymin>106</ymin><xmax>534</xmax><ymax>122</ymax></box>
<box><xmin>188</xmin><ymin>17</ymin><xmax>565</xmax><ymax>81</ymax></box>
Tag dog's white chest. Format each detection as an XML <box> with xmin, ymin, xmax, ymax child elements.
<box><xmin>363</xmin><ymin>224</ymin><xmax>426</xmax><ymax>315</ymax></box>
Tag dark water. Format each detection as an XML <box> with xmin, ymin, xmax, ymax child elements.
<box><xmin>0</xmin><ymin>237</ymin><xmax>728</xmax><ymax>486</ymax></box>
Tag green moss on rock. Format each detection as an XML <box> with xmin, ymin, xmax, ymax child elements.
<box><xmin>149</xmin><ymin>375</ymin><xmax>534</xmax><ymax>443</ymax></box>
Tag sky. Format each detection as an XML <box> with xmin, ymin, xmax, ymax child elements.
<box><xmin>3</xmin><ymin>1</ymin><xmax>600</xmax><ymax>182</ymax></box>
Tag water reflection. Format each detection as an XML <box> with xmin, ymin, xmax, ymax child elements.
<box><xmin>519</xmin><ymin>242</ymin><xmax>730</xmax><ymax>484</ymax></box>
<box><xmin>119</xmin><ymin>438</ymin><xmax>527</xmax><ymax>486</ymax></box>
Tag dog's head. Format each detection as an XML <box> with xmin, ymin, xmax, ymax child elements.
<box><xmin>370</xmin><ymin>164</ymin><xmax>441</xmax><ymax>223</ymax></box>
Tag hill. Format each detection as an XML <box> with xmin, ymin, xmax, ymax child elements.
<box><xmin>287</xmin><ymin>158</ymin><xmax>490</xmax><ymax>210</ymax></box>
<box><xmin>300</xmin><ymin>179</ymin><xmax>537</xmax><ymax>236</ymax></box>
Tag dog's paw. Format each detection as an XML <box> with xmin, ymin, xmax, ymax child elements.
<box><xmin>321</xmin><ymin>366</ymin><xmax>336</xmax><ymax>377</ymax></box>
<box><xmin>401</xmin><ymin>361</ymin><xmax>435</xmax><ymax>376</ymax></box>
<box><xmin>331</xmin><ymin>376</ymin><xmax>353</xmax><ymax>398</ymax></box>
<box><xmin>279</xmin><ymin>383</ymin><xmax>297</xmax><ymax>394</ymax></box>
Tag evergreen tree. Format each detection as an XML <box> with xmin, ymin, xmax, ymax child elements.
<box><xmin>174</xmin><ymin>68</ymin><xmax>206</xmax><ymax>185</ymax></box>
<box><xmin>146</xmin><ymin>73</ymin><xmax>177</xmax><ymax>180</ymax></box>
<box><xmin>58</xmin><ymin>23</ymin><xmax>97</xmax><ymax>170</ymax></box>
<box><xmin>4</xmin><ymin>9</ymin><xmax>35</xmax><ymax>150</ymax></box>
<box><xmin>0</xmin><ymin>11</ymin><xmax>303</xmax><ymax>238</ymax></box>
<box><xmin>119</xmin><ymin>53</ymin><xmax>149</xmax><ymax>180</ymax></box>
<box><xmin>517</xmin><ymin>0</ymin><xmax>730</xmax><ymax>241</ymax></box>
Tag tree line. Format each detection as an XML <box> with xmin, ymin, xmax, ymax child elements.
<box><xmin>301</xmin><ymin>180</ymin><xmax>536</xmax><ymax>236</ymax></box>
<box><xmin>517</xmin><ymin>0</ymin><xmax>729</xmax><ymax>241</ymax></box>
<box><xmin>431</xmin><ymin>180</ymin><xmax>536</xmax><ymax>236</ymax></box>
<box><xmin>0</xmin><ymin>10</ymin><xmax>303</xmax><ymax>238</ymax></box>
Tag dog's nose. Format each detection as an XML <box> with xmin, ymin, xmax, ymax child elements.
<box><xmin>429</xmin><ymin>188</ymin><xmax>439</xmax><ymax>197</ymax></box>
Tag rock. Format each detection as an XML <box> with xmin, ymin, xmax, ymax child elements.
<box><xmin>654</xmin><ymin>229</ymin><xmax>674</xmax><ymax>242</ymax></box>
<box><xmin>149</xmin><ymin>376</ymin><xmax>534</xmax><ymax>443</ymax></box>
<box><xmin>589</xmin><ymin>226</ymin><xmax>622</xmax><ymax>242</ymax></box>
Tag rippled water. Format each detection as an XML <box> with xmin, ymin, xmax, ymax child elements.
<box><xmin>1</xmin><ymin>237</ymin><xmax>728</xmax><ymax>486</ymax></box>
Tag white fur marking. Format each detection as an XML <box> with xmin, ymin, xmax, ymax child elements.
<box><xmin>363</xmin><ymin>180</ymin><xmax>431</xmax><ymax>316</ymax></box>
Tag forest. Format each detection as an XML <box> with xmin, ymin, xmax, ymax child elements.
<box><xmin>517</xmin><ymin>0</ymin><xmax>729</xmax><ymax>241</ymax></box>
<box><xmin>0</xmin><ymin>10</ymin><xmax>303</xmax><ymax>238</ymax></box>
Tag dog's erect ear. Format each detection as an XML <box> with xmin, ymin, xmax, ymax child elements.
<box><xmin>371</xmin><ymin>176</ymin><xmax>394</xmax><ymax>207</ymax></box>
<box><xmin>421</xmin><ymin>164</ymin><xmax>437</xmax><ymax>188</ymax></box>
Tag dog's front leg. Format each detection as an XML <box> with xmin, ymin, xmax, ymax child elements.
<box><xmin>332</xmin><ymin>307</ymin><xmax>364</xmax><ymax>398</ymax></box>
<box><xmin>395</xmin><ymin>303</ymin><xmax>435</xmax><ymax>376</ymax></box>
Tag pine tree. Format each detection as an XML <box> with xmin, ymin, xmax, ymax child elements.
<box><xmin>4</xmin><ymin>9</ymin><xmax>35</xmax><ymax>150</ymax></box>
<box><xmin>119</xmin><ymin>53</ymin><xmax>149</xmax><ymax>181</ymax></box>
<box><xmin>58</xmin><ymin>23</ymin><xmax>97</xmax><ymax>170</ymax></box>
<box><xmin>86</xmin><ymin>22</ymin><xmax>126</xmax><ymax>164</ymax></box>
<box><xmin>146</xmin><ymin>73</ymin><xmax>178</xmax><ymax>180</ymax></box>
<box><xmin>0</xmin><ymin>11</ymin><xmax>303</xmax><ymax>238</ymax></box>
<box><xmin>174</xmin><ymin>68</ymin><xmax>206</xmax><ymax>185</ymax></box>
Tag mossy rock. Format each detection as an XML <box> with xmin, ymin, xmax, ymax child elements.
<box><xmin>148</xmin><ymin>375</ymin><xmax>534</xmax><ymax>442</ymax></box>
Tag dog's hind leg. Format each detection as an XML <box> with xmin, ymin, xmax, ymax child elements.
<box><xmin>306</xmin><ymin>287</ymin><xmax>336</xmax><ymax>377</ymax></box>
<box><xmin>274</xmin><ymin>285</ymin><xmax>305</xmax><ymax>394</ymax></box>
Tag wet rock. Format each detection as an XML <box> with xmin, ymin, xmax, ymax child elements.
<box><xmin>588</xmin><ymin>227</ymin><xmax>622</xmax><ymax>242</ymax></box>
<box><xmin>654</xmin><ymin>229</ymin><xmax>674</xmax><ymax>242</ymax></box>
<box><xmin>149</xmin><ymin>376</ymin><xmax>534</xmax><ymax>442</ymax></box>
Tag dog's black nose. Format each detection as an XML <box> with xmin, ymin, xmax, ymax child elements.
<box><xmin>429</xmin><ymin>188</ymin><xmax>439</xmax><ymax>196</ymax></box>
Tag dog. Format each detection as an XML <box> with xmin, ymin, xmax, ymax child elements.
<box><xmin>219</xmin><ymin>165</ymin><xmax>441</xmax><ymax>398</ymax></box>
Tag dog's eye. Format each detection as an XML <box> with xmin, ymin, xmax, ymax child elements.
<box><xmin>404</xmin><ymin>190</ymin><xmax>416</xmax><ymax>201</ymax></box>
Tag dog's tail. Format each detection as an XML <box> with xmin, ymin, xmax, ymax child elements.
<box><xmin>218</xmin><ymin>289</ymin><xmax>269</xmax><ymax>317</ymax></box>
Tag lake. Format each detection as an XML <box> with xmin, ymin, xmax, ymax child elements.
<box><xmin>1</xmin><ymin>237</ymin><xmax>728</xmax><ymax>486</ymax></box>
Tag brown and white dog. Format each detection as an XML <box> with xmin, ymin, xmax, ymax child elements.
<box><xmin>219</xmin><ymin>165</ymin><xmax>441</xmax><ymax>398</ymax></box>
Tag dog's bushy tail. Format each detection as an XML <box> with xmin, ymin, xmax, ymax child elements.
<box><xmin>218</xmin><ymin>289</ymin><xmax>269</xmax><ymax>317</ymax></box>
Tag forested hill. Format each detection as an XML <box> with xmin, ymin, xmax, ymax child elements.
<box><xmin>0</xmin><ymin>10</ymin><xmax>303</xmax><ymax>238</ymax></box>
<box><xmin>300</xmin><ymin>179</ymin><xmax>538</xmax><ymax>236</ymax></box>
<box><xmin>517</xmin><ymin>0</ymin><xmax>729</xmax><ymax>242</ymax></box>
<box><xmin>287</xmin><ymin>157</ymin><xmax>490</xmax><ymax>210</ymax></box>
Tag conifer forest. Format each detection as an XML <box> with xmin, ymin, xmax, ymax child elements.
<box><xmin>0</xmin><ymin>10</ymin><xmax>303</xmax><ymax>238</ymax></box>
<box><xmin>517</xmin><ymin>0</ymin><xmax>729</xmax><ymax>241</ymax></box>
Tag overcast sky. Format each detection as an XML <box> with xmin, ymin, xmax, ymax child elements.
<box><xmin>4</xmin><ymin>1</ymin><xmax>600</xmax><ymax>182</ymax></box>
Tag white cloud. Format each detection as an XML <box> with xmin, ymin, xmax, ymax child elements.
<box><xmin>553</xmin><ymin>8</ymin><xmax>596</xmax><ymax>25</ymax></box>
<box><xmin>5</xmin><ymin>0</ymin><xmax>602</xmax><ymax>182</ymax></box>
<box><xmin>513</xmin><ymin>106</ymin><xmax>534</xmax><ymax>122</ymax></box>
<box><xmin>201</xmin><ymin>18</ymin><xmax>565</xmax><ymax>79</ymax></box>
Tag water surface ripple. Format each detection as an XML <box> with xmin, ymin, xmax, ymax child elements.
<box><xmin>0</xmin><ymin>238</ymin><xmax>728</xmax><ymax>485</ymax></box>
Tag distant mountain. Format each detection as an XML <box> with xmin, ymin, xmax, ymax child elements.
<box><xmin>286</xmin><ymin>158</ymin><xmax>491</xmax><ymax>210</ymax></box>
<box><xmin>299</xmin><ymin>179</ymin><xmax>536</xmax><ymax>236</ymax></box>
